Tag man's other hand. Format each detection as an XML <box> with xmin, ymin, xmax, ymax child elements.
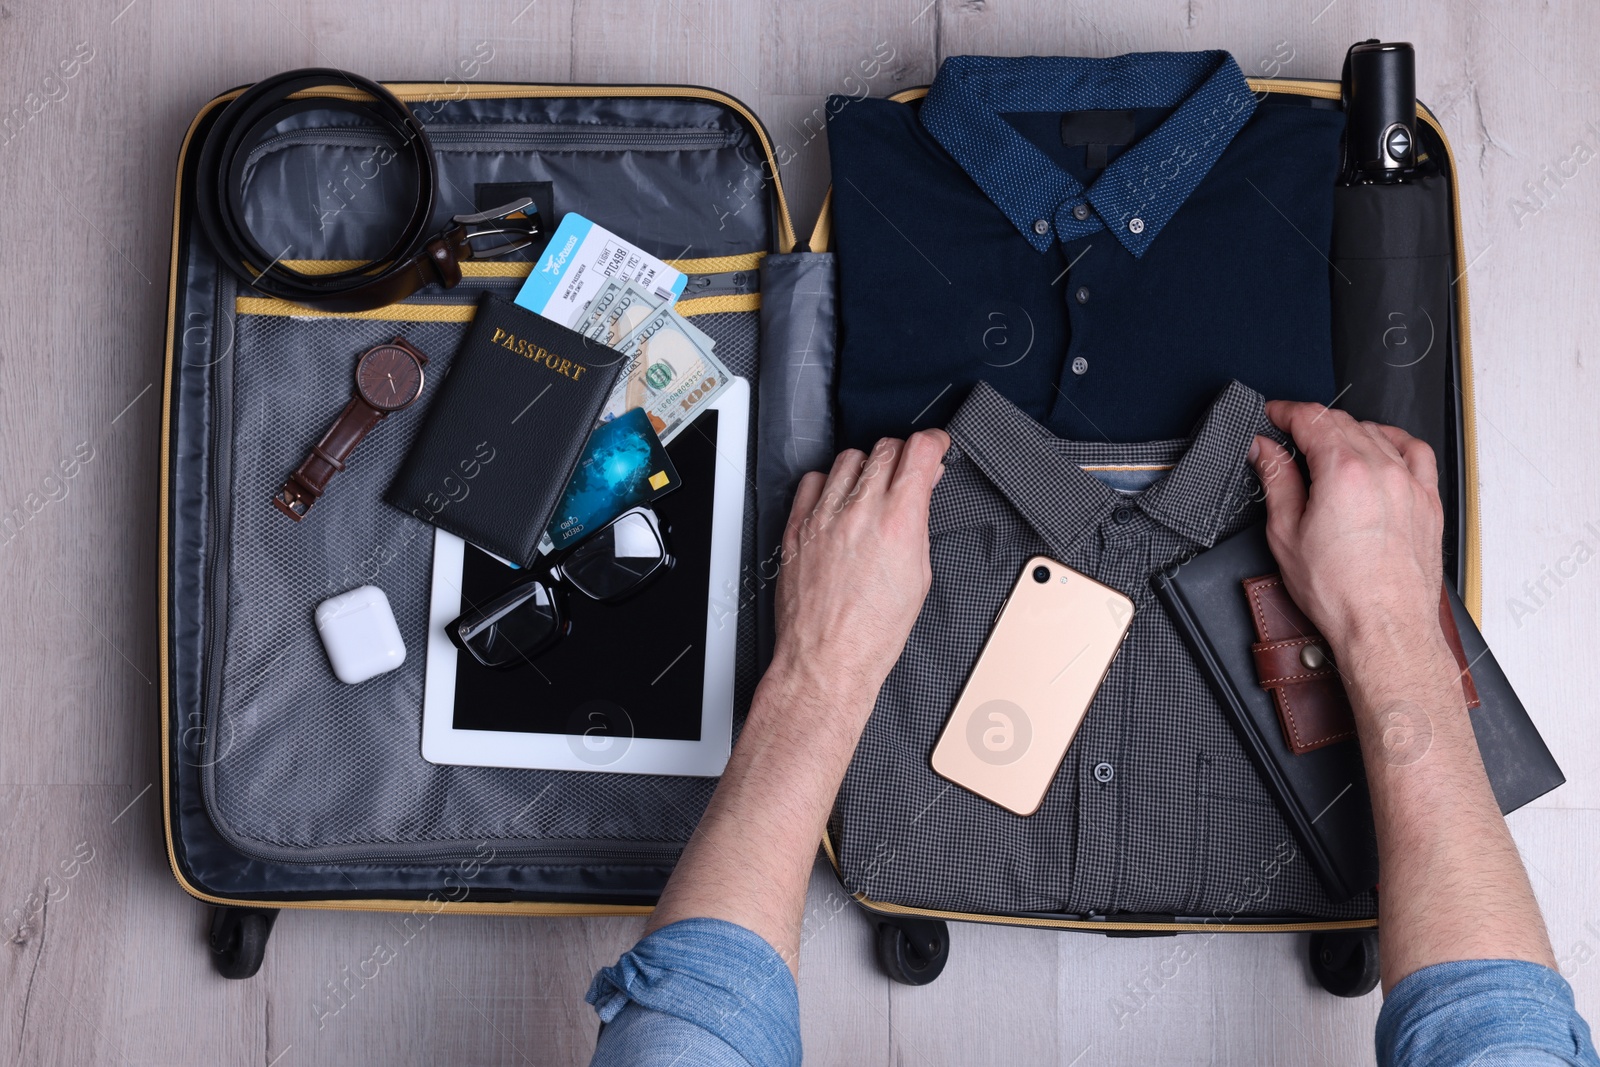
<box><xmin>1250</xmin><ymin>402</ymin><xmax>1445</xmax><ymax>660</ymax></box>
<box><xmin>772</xmin><ymin>430</ymin><xmax>949</xmax><ymax>700</ymax></box>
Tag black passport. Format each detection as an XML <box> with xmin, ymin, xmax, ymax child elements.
<box><xmin>388</xmin><ymin>293</ymin><xmax>625</xmax><ymax>567</ymax></box>
<box><xmin>1152</xmin><ymin>523</ymin><xmax>1564</xmax><ymax>902</ymax></box>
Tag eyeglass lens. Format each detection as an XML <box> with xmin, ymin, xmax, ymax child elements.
<box><xmin>458</xmin><ymin>581</ymin><xmax>560</xmax><ymax>668</ymax></box>
<box><xmin>562</xmin><ymin>510</ymin><xmax>666</xmax><ymax>601</ymax></box>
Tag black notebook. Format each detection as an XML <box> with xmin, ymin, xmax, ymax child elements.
<box><xmin>1153</xmin><ymin>523</ymin><xmax>1564</xmax><ymax>902</ymax></box>
<box><xmin>388</xmin><ymin>293</ymin><xmax>625</xmax><ymax>567</ymax></box>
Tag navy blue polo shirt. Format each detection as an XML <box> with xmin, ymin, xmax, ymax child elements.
<box><xmin>828</xmin><ymin>52</ymin><xmax>1345</xmax><ymax>450</ymax></box>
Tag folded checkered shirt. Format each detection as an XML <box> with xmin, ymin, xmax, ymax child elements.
<box><xmin>832</xmin><ymin>380</ymin><xmax>1375</xmax><ymax>920</ymax></box>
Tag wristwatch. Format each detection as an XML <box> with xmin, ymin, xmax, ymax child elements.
<box><xmin>273</xmin><ymin>337</ymin><xmax>430</xmax><ymax>521</ymax></box>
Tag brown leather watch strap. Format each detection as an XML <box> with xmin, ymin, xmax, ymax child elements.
<box><xmin>274</xmin><ymin>336</ymin><xmax>430</xmax><ymax>521</ymax></box>
<box><xmin>274</xmin><ymin>397</ymin><xmax>386</xmax><ymax>520</ymax></box>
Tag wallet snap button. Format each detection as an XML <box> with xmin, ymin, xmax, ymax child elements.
<box><xmin>1300</xmin><ymin>644</ymin><xmax>1327</xmax><ymax>670</ymax></box>
<box><xmin>1093</xmin><ymin>761</ymin><xmax>1115</xmax><ymax>783</ymax></box>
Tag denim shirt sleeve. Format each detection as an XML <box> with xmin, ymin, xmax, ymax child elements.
<box><xmin>1377</xmin><ymin>959</ymin><xmax>1600</xmax><ymax>1066</ymax></box>
<box><xmin>586</xmin><ymin>918</ymin><xmax>801</xmax><ymax>1067</ymax></box>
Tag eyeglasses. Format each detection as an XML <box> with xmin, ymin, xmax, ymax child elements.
<box><xmin>448</xmin><ymin>507</ymin><xmax>671</xmax><ymax>670</ymax></box>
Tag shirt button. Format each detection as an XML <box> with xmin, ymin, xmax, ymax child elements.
<box><xmin>1093</xmin><ymin>761</ymin><xmax>1115</xmax><ymax>783</ymax></box>
<box><xmin>1074</xmin><ymin>286</ymin><xmax>1090</xmax><ymax>305</ymax></box>
<box><xmin>1072</xmin><ymin>203</ymin><xmax>1090</xmax><ymax>221</ymax></box>
<box><xmin>1071</xmin><ymin>356</ymin><xmax>1089</xmax><ymax>375</ymax></box>
<box><xmin>1128</xmin><ymin>217</ymin><xmax>1145</xmax><ymax>234</ymax></box>
<box><xmin>1033</xmin><ymin>218</ymin><xmax>1050</xmax><ymax>236</ymax></box>
<box><xmin>1113</xmin><ymin>506</ymin><xmax>1134</xmax><ymax>524</ymax></box>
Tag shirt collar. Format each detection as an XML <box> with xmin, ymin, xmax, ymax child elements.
<box><xmin>937</xmin><ymin>380</ymin><xmax>1276</xmax><ymax>553</ymax></box>
<box><xmin>919</xmin><ymin>52</ymin><xmax>1257</xmax><ymax>258</ymax></box>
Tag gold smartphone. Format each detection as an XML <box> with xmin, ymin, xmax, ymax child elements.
<box><xmin>930</xmin><ymin>556</ymin><xmax>1135</xmax><ymax>816</ymax></box>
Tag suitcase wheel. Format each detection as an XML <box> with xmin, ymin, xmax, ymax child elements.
<box><xmin>874</xmin><ymin>917</ymin><xmax>949</xmax><ymax>986</ymax></box>
<box><xmin>1309</xmin><ymin>929</ymin><xmax>1380</xmax><ymax>997</ymax></box>
<box><xmin>208</xmin><ymin>906</ymin><xmax>279</xmax><ymax>980</ymax></box>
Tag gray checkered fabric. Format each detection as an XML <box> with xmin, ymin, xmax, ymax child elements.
<box><xmin>833</xmin><ymin>380</ymin><xmax>1376</xmax><ymax>920</ymax></box>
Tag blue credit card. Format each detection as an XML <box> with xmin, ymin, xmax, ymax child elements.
<box><xmin>543</xmin><ymin>407</ymin><xmax>681</xmax><ymax>552</ymax></box>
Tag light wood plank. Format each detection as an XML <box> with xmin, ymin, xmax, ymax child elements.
<box><xmin>888</xmin><ymin>919</ymin><xmax>1065</xmax><ymax>1066</ymax></box>
<box><xmin>760</xmin><ymin>0</ymin><xmax>936</xmax><ymax>97</ymax></box>
<box><xmin>798</xmin><ymin>857</ymin><xmax>892</xmax><ymax>1067</ymax></box>
<box><xmin>1512</xmin><ymin>807</ymin><xmax>1600</xmax><ymax>1026</ymax></box>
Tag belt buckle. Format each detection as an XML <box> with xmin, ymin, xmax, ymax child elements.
<box><xmin>452</xmin><ymin>197</ymin><xmax>542</xmax><ymax>259</ymax></box>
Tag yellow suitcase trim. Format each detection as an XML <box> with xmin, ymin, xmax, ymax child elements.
<box><xmin>233</xmin><ymin>296</ymin><xmax>478</xmax><ymax>321</ymax></box>
<box><xmin>818</xmin><ymin>823</ymin><xmax>1376</xmax><ymax>936</ymax></box>
<box><xmin>815</xmin><ymin>76</ymin><xmax>1481</xmax><ymax>936</ymax></box>
<box><xmin>232</xmin><ymin>291</ymin><xmax>761</xmax><ymax>320</ymax></box>
<box><xmin>160</xmin><ymin>80</ymin><xmax>792</xmax><ymax>915</ymax></box>
<box><xmin>279</xmin><ymin>251</ymin><xmax>767</xmax><ymax>278</ymax></box>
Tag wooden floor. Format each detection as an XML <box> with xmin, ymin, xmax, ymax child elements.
<box><xmin>2</xmin><ymin>1</ymin><xmax>1597</xmax><ymax>1063</ymax></box>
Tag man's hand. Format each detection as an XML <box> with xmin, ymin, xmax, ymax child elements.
<box><xmin>771</xmin><ymin>430</ymin><xmax>949</xmax><ymax>702</ymax></box>
<box><xmin>644</xmin><ymin>431</ymin><xmax>948</xmax><ymax>969</ymax></box>
<box><xmin>1250</xmin><ymin>402</ymin><xmax>1446</xmax><ymax>661</ymax></box>
<box><xmin>1252</xmin><ymin>402</ymin><xmax>1559</xmax><ymax>989</ymax></box>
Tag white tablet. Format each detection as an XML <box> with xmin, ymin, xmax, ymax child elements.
<box><xmin>421</xmin><ymin>377</ymin><xmax>749</xmax><ymax>776</ymax></box>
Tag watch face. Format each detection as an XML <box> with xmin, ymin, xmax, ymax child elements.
<box><xmin>356</xmin><ymin>344</ymin><xmax>425</xmax><ymax>411</ymax></box>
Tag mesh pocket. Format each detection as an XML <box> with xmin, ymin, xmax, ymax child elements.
<box><xmin>204</xmin><ymin>304</ymin><xmax>758</xmax><ymax>859</ymax></box>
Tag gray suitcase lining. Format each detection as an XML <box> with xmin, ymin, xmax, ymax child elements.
<box><xmin>183</xmin><ymin>93</ymin><xmax>802</xmax><ymax>868</ymax></box>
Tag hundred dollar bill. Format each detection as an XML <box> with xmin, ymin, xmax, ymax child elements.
<box><xmin>580</xmin><ymin>277</ymin><xmax>716</xmax><ymax>352</ymax></box>
<box><xmin>581</xmin><ymin>280</ymin><xmax>661</xmax><ymax>417</ymax></box>
<box><xmin>582</xmin><ymin>280</ymin><xmax>663</xmax><ymax>347</ymax></box>
<box><xmin>571</xmin><ymin>277</ymin><xmax>627</xmax><ymax>338</ymax></box>
<box><xmin>605</xmin><ymin>301</ymin><xmax>732</xmax><ymax>442</ymax></box>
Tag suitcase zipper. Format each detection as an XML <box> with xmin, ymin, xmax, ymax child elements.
<box><xmin>208</xmin><ymin>833</ymin><xmax>685</xmax><ymax>868</ymax></box>
<box><xmin>680</xmin><ymin>268</ymin><xmax>758</xmax><ymax>299</ymax></box>
<box><xmin>420</xmin><ymin>267</ymin><xmax>758</xmax><ymax>298</ymax></box>
<box><xmin>245</xmin><ymin>122</ymin><xmax>738</xmax><ymax>164</ymax></box>
<box><xmin>228</xmin><ymin>268</ymin><xmax>761</xmax><ymax>318</ymax></box>
<box><xmin>198</xmin><ymin>272</ymin><xmax>236</xmax><ymax>782</ymax></box>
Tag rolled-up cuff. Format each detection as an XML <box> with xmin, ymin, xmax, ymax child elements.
<box><xmin>587</xmin><ymin>918</ymin><xmax>801</xmax><ymax>1067</ymax></box>
<box><xmin>1377</xmin><ymin>958</ymin><xmax>1599</xmax><ymax>1066</ymax></box>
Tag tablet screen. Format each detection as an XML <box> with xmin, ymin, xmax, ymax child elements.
<box><xmin>448</xmin><ymin>410</ymin><xmax>721</xmax><ymax>742</ymax></box>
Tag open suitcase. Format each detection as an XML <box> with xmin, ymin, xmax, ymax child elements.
<box><xmin>159</xmin><ymin>65</ymin><xmax>1479</xmax><ymax>995</ymax></box>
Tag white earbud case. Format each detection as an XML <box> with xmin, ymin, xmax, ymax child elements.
<box><xmin>315</xmin><ymin>585</ymin><xmax>406</xmax><ymax>685</ymax></box>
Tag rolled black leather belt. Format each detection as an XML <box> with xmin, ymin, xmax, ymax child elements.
<box><xmin>194</xmin><ymin>67</ymin><xmax>538</xmax><ymax>313</ymax></box>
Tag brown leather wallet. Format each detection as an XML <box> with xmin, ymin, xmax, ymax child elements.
<box><xmin>1240</xmin><ymin>575</ymin><xmax>1480</xmax><ymax>754</ymax></box>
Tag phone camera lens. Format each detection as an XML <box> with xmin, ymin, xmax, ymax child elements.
<box><xmin>1032</xmin><ymin>565</ymin><xmax>1051</xmax><ymax>583</ymax></box>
